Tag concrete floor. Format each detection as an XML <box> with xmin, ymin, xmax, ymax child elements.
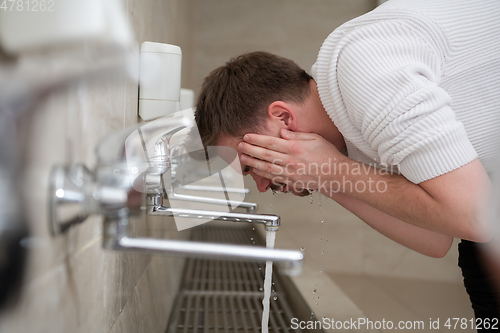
<box><xmin>330</xmin><ymin>273</ymin><xmax>475</xmax><ymax>333</ymax></box>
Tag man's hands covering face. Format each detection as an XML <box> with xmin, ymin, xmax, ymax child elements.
<box><xmin>237</xmin><ymin>128</ymin><xmax>345</xmax><ymax>195</ymax></box>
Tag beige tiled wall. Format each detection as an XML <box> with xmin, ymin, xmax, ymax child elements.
<box><xmin>194</xmin><ymin>0</ymin><xmax>378</xmax><ymax>96</ymax></box>
<box><xmin>0</xmin><ymin>1</ymin><xmax>195</xmax><ymax>332</ymax></box>
<box><xmin>194</xmin><ymin>0</ymin><xmax>464</xmax><ymax>283</ymax></box>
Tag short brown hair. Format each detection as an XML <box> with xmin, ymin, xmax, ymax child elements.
<box><xmin>195</xmin><ymin>51</ymin><xmax>312</xmax><ymax>147</ymax></box>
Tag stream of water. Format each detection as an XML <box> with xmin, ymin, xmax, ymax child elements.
<box><xmin>261</xmin><ymin>230</ymin><xmax>276</xmax><ymax>333</ymax></box>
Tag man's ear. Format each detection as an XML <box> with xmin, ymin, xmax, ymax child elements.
<box><xmin>267</xmin><ymin>101</ymin><xmax>298</xmax><ymax>130</ymax></box>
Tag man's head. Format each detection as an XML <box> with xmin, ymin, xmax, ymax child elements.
<box><xmin>195</xmin><ymin>51</ymin><xmax>312</xmax><ymax>148</ymax></box>
<box><xmin>194</xmin><ymin>51</ymin><xmax>342</xmax><ymax>193</ymax></box>
<box><xmin>194</xmin><ymin>52</ymin><xmax>313</xmax><ymax>192</ymax></box>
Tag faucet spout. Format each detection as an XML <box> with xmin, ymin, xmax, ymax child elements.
<box><xmin>146</xmin><ymin>194</ymin><xmax>279</xmax><ymax>231</ymax></box>
<box><xmin>167</xmin><ymin>192</ymin><xmax>258</xmax><ymax>212</ymax></box>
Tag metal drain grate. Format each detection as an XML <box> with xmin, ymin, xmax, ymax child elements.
<box><xmin>166</xmin><ymin>224</ymin><xmax>303</xmax><ymax>333</ymax></box>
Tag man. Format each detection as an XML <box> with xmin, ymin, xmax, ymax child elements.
<box><xmin>195</xmin><ymin>0</ymin><xmax>500</xmax><ymax>326</ymax></box>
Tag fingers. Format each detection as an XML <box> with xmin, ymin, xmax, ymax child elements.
<box><xmin>238</xmin><ymin>141</ymin><xmax>288</xmax><ymax>165</ymax></box>
<box><xmin>242</xmin><ymin>133</ymin><xmax>291</xmax><ymax>153</ymax></box>
<box><xmin>280</xmin><ymin>129</ymin><xmax>317</xmax><ymax>140</ymax></box>
<box><xmin>239</xmin><ymin>153</ymin><xmax>287</xmax><ymax>177</ymax></box>
<box><xmin>242</xmin><ymin>131</ymin><xmax>316</xmax><ymax>150</ymax></box>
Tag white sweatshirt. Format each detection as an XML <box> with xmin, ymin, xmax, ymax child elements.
<box><xmin>312</xmin><ymin>0</ymin><xmax>500</xmax><ymax>183</ymax></box>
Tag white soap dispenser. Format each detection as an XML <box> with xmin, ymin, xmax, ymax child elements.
<box><xmin>138</xmin><ymin>41</ymin><xmax>182</xmax><ymax>121</ymax></box>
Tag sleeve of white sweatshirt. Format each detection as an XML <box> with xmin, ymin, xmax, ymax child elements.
<box><xmin>329</xmin><ymin>20</ymin><xmax>478</xmax><ymax>183</ymax></box>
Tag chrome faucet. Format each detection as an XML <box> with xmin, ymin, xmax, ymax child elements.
<box><xmin>146</xmin><ymin>194</ymin><xmax>278</xmax><ymax>231</ymax></box>
<box><xmin>166</xmin><ymin>143</ymin><xmax>258</xmax><ymax>212</ymax></box>
<box><xmin>49</xmin><ymin>114</ymin><xmax>304</xmax><ymax>274</ymax></box>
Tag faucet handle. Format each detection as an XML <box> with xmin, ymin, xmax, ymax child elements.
<box><xmin>49</xmin><ymin>163</ymin><xmax>141</xmax><ymax>235</ymax></box>
<box><xmin>94</xmin><ymin>114</ymin><xmax>193</xmax><ymax>195</ymax></box>
<box><xmin>134</xmin><ymin>114</ymin><xmax>193</xmax><ymax>161</ymax></box>
<box><xmin>95</xmin><ymin>113</ymin><xmax>192</xmax><ymax>170</ymax></box>
<box><xmin>124</xmin><ymin>114</ymin><xmax>193</xmax><ymax>194</ymax></box>
<box><xmin>48</xmin><ymin>164</ymin><xmax>93</xmax><ymax>235</ymax></box>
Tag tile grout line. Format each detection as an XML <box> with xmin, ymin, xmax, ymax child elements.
<box><xmin>107</xmin><ymin>257</ymin><xmax>152</xmax><ymax>333</ymax></box>
<box><xmin>20</xmin><ymin>235</ymin><xmax>103</xmax><ymax>288</ymax></box>
<box><xmin>72</xmin><ymin>236</ymin><xmax>102</xmax><ymax>258</ymax></box>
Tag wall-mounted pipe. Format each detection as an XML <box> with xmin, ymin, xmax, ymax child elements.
<box><xmin>102</xmin><ymin>217</ymin><xmax>303</xmax><ymax>276</ymax></box>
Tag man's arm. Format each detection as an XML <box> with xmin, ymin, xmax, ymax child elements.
<box><xmin>330</xmin><ymin>192</ymin><xmax>453</xmax><ymax>258</ymax></box>
<box><xmin>328</xmin><ymin>154</ymin><xmax>492</xmax><ymax>243</ymax></box>
<box><xmin>239</xmin><ymin>131</ymin><xmax>492</xmax><ymax>243</ymax></box>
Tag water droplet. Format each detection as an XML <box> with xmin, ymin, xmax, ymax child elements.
<box><xmin>273</xmin><ymin>296</ymin><xmax>278</xmax><ymax>301</ymax></box>
<box><xmin>252</xmin><ymin>227</ymin><xmax>255</xmax><ymax>231</ymax></box>
<box><xmin>312</xmin><ymin>289</ymin><xmax>317</xmax><ymax>293</ymax></box>
<box><xmin>300</xmin><ymin>247</ymin><xmax>305</xmax><ymax>251</ymax></box>
<box><xmin>259</xmin><ymin>287</ymin><xmax>263</xmax><ymax>291</ymax></box>
<box><xmin>259</xmin><ymin>267</ymin><xmax>262</xmax><ymax>271</ymax></box>
<box><xmin>321</xmin><ymin>251</ymin><xmax>325</xmax><ymax>254</ymax></box>
<box><xmin>317</xmin><ymin>297</ymin><xmax>320</xmax><ymax>300</ymax></box>
<box><xmin>271</xmin><ymin>188</ymin><xmax>276</xmax><ymax>195</ymax></box>
<box><xmin>318</xmin><ymin>193</ymin><xmax>325</xmax><ymax>224</ymax></box>
<box><xmin>319</xmin><ymin>267</ymin><xmax>323</xmax><ymax>273</ymax></box>
<box><xmin>315</xmin><ymin>303</ymin><xmax>318</xmax><ymax>306</ymax></box>
<box><xmin>325</xmin><ymin>239</ymin><xmax>328</xmax><ymax>243</ymax></box>
<box><xmin>250</xmin><ymin>237</ymin><xmax>254</xmax><ymax>240</ymax></box>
